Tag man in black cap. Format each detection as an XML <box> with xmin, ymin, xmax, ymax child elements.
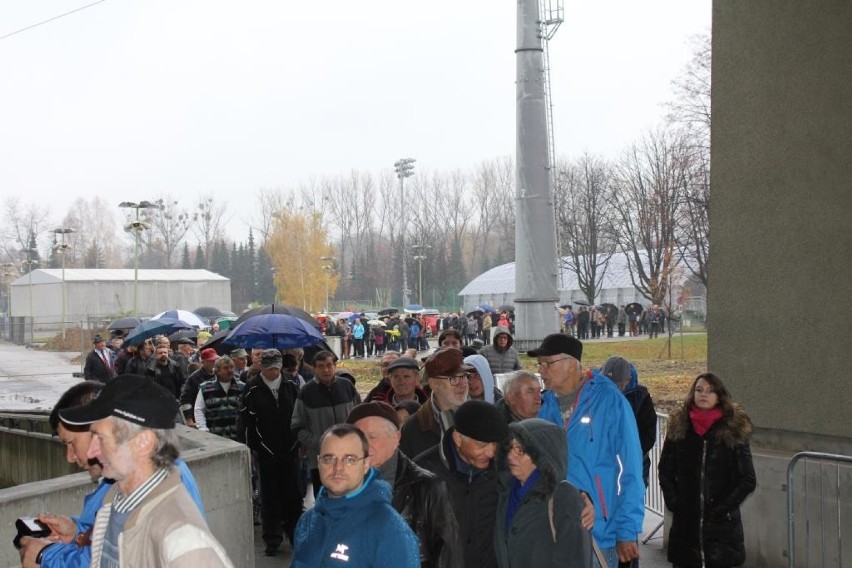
<box><xmin>532</xmin><ymin>333</ymin><xmax>644</xmax><ymax>567</ymax></box>
<box><xmin>238</xmin><ymin>348</ymin><xmax>302</xmax><ymax>556</ymax></box>
<box><xmin>84</xmin><ymin>334</ymin><xmax>115</xmax><ymax>383</ymax></box>
<box><xmin>415</xmin><ymin>400</ymin><xmax>508</xmax><ymax>568</ymax></box>
<box><xmin>385</xmin><ymin>357</ymin><xmax>429</xmax><ymax>406</ymax></box>
<box><xmin>399</xmin><ymin>347</ymin><xmax>472</xmax><ymax>459</ymax></box>
<box><xmin>59</xmin><ymin>375</ymin><xmax>233</xmax><ymax>567</ymax></box>
<box><xmin>347</xmin><ymin>402</ymin><xmax>462</xmax><ymax>568</ymax></box>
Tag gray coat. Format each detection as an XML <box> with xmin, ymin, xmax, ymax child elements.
<box><xmin>478</xmin><ymin>327</ymin><xmax>522</xmax><ymax>374</ymax></box>
<box><xmin>494</xmin><ymin>418</ymin><xmax>592</xmax><ymax>568</ymax></box>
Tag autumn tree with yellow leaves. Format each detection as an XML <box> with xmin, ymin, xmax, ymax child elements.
<box><xmin>264</xmin><ymin>209</ymin><xmax>337</xmax><ymax>312</ymax></box>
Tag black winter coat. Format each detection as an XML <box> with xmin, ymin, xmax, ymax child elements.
<box><xmin>238</xmin><ymin>376</ymin><xmax>300</xmax><ymax>456</ymax></box>
<box><xmin>658</xmin><ymin>405</ymin><xmax>757</xmax><ymax>567</ymax></box>
<box><xmin>392</xmin><ymin>452</ymin><xmax>463</xmax><ymax>568</ymax></box>
<box><xmin>416</xmin><ymin>434</ymin><xmax>499</xmax><ymax>568</ymax></box>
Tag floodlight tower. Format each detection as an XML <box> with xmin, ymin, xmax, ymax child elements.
<box><xmin>513</xmin><ymin>0</ymin><xmax>564</xmax><ymax>350</ymax></box>
<box><xmin>394</xmin><ymin>158</ymin><xmax>416</xmax><ymax>308</ymax></box>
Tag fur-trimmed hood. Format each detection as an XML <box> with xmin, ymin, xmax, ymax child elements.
<box><xmin>666</xmin><ymin>404</ymin><xmax>753</xmax><ymax>448</ymax></box>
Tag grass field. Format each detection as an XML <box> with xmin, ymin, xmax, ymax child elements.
<box><xmin>338</xmin><ymin>333</ymin><xmax>707</xmax><ymax>415</ymax></box>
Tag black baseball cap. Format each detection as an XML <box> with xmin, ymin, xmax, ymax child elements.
<box><xmin>387</xmin><ymin>357</ymin><xmax>420</xmax><ymax>373</ymax></box>
<box><xmin>59</xmin><ymin>374</ymin><xmax>179</xmax><ymax>429</ymax></box>
<box><xmin>527</xmin><ymin>333</ymin><xmax>583</xmax><ymax>361</ymax></box>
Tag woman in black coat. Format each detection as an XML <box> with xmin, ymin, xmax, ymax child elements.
<box><xmin>658</xmin><ymin>372</ymin><xmax>757</xmax><ymax>567</ymax></box>
<box><xmin>494</xmin><ymin>418</ymin><xmax>592</xmax><ymax>568</ymax></box>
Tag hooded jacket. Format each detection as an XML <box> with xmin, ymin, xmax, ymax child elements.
<box><xmin>658</xmin><ymin>404</ymin><xmax>757</xmax><ymax>567</ymax></box>
<box><xmin>495</xmin><ymin>419</ymin><xmax>592</xmax><ymax>567</ymax></box>
<box><xmin>538</xmin><ymin>371</ymin><xmax>645</xmax><ymax>549</ymax></box>
<box><xmin>291</xmin><ymin>469</ymin><xmax>420</xmax><ymax>568</ymax></box>
<box><xmin>477</xmin><ymin>327</ymin><xmax>522</xmax><ymax>374</ymax></box>
<box><xmin>463</xmin><ymin>354</ymin><xmax>501</xmax><ymax>404</ymax></box>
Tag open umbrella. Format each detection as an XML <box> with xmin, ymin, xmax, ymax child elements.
<box><xmin>107</xmin><ymin>316</ymin><xmax>142</xmax><ymax>331</ymax></box>
<box><xmin>367</xmin><ymin>319</ymin><xmax>386</xmax><ymax>327</ymax></box>
<box><xmin>573</xmin><ymin>299</ymin><xmax>591</xmax><ymax>307</ymax></box>
<box><xmin>235</xmin><ymin>303</ymin><xmax>320</xmax><ymax>329</ymax></box>
<box><xmin>378</xmin><ymin>307</ymin><xmax>399</xmax><ymax>316</ymax></box>
<box><xmin>153</xmin><ymin>309</ymin><xmax>208</xmax><ymax>328</ymax></box>
<box><xmin>124</xmin><ymin>317</ymin><xmax>193</xmax><ymax>346</ymax></box>
<box><xmin>333</xmin><ymin>311</ymin><xmax>355</xmax><ymax>321</ymax></box>
<box><xmin>225</xmin><ymin>314</ymin><xmax>325</xmax><ymax>350</ymax></box>
<box><xmin>477</xmin><ymin>303</ymin><xmax>495</xmax><ymax>313</ymax></box>
<box><xmin>498</xmin><ymin>304</ymin><xmax>515</xmax><ymax>312</ymax></box>
<box><xmin>193</xmin><ymin>306</ymin><xmax>224</xmax><ymax>318</ymax></box>
<box><xmin>466</xmin><ymin>308</ymin><xmax>484</xmax><ymax>318</ymax></box>
<box><xmin>201</xmin><ymin>328</ymin><xmax>233</xmax><ymax>355</ymax></box>
<box><xmin>625</xmin><ymin>302</ymin><xmax>644</xmax><ymax>317</ymax></box>
<box><xmin>405</xmin><ymin>304</ymin><xmax>424</xmax><ymax>313</ymax></box>
<box><xmin>167</xmin><ymin>329</ymin><xmax>198</xmax><ymax>343</ymax></box>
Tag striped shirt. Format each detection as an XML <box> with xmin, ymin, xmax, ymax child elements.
<box><xmin>112</xmin><ymin>467</ymin><xmax>170</xmax><ymax>514</ymax></box>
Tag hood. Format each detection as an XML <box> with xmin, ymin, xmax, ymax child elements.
<box><xmin>666</xmin><ymin>403</ymin><xmax>753</xmax><ymax>447</ymax></box>
<box><xmin>464</xmin><ymin>354</ymin><xmax>496</xmax><ymax>403</ymax></box>
<box><xmin>491</xmin><ymin>326</ymin><xmax>513</xmax><ymax>349</ymax></box>
<box><xmin>314</xmin><ymin>468</ymin><xmax>392</xmax><ymax>518</ymax></box>
<box><xmin>622</xmin><ymin>363</ymin><xmax>639</xmax><ymax>394</ymax></box>
<box><xmin>508</xmin><ymin>418</ymin><xmax>567</xmax><ymax>483</ymax></box>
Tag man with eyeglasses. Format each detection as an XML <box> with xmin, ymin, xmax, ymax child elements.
<box><xmin>415</xmin><ymin>400</ymin><xmax>508</xmax><ymax>568</ymax></box>
<box><xmin>400</xmin><ymin>347</ymin><xmax>472</xmax><ymax>459</ymax></box>
<box><xmin>291</xmin><ymin>424</ymin><xmax>420</xmax><ymax>567</ymax></box>
<box><xmin>532</xmin><ymin>334</ymin><xmax>644</xmax><ymax>568</ymax></box>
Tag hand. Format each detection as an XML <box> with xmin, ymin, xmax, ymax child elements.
<box><xmin>580</xmin><ymin>492</ymin><xmax>595</xmax><ymax>531</ymax></box>
<box><xmin>38</xmin><ymin>513</ymin><xmax>75</xmax><ymax>543</ymax></box>
<box><xmin>19</xmin><ymin>536</ymin><xmax>51</xmax><ymax>568</ymax></box>
<box><xmin>616</xmin><ymin>540</ymin><xmax>640</xmax><ymax>562</ymax></box>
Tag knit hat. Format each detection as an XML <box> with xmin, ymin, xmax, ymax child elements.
<box><xmin>59</xmin><ymin>374</ymin><xmax>179</xmax><ymax>429</ymax></box>
<box><xmin>453</xmin><ymin>400</ymin><xmax>509</xmax><ymax>443</ymax></box>
<box><xmin>346</xmin><ymin>401</ymin><xmax>401</xmax><ymax>429</ymax></box>
<box><xmin>527</xmin><ymin>333</ymin><xmax>583</xmax><ymax>361</ymax></box>
<box><xmin>200</xmin><ymin>348</ymin><xmax>219</xmax><ymax>362</ymax></box>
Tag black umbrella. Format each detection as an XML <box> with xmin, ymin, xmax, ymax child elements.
<box><xmin>193</xmin><ymin>306</ymin><xmax>224</xmax><ymax>318</ymax></box>
<box><xmin>234</xmin><ymin>303</ymin><xmax>320</xmax><ymax>329</ymax></box>
<box><xmin>168</xmin><ymin>329</ymin><xmax>198</xmax><ymax>343</ymax></box>
<box><xmin>466</xmin><ymin>308</ymin><xmax>484</xmax><ymax>318</ymax></box>
<box><xmin>378</xmin><ymin>307</ymin><xmax>400</xmax><ymax>316</ymax></box>
<box><xmin>599</xmin><ymin>303</ymin><xmax>618</xmax><ymax>316</ymax></box>
<box><xmin>498</xmin><ymin>304</ymin><xmax>515</xmax><ymax>312</ymax></box>
<box><xmin>107</xmin><ymin>316</ymin><xmax>142</xmax><ymax>331</ymax></box>
<box><xmin>573</xmin><ymin>299</ymin><xmax>591</xmax><ymax>306</ymax></box>
<box><xmin>625</xmin><ymin>302</ymin><xmax>644</xmax><ymax>317</ymax></box>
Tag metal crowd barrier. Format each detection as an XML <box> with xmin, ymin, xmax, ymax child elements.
<box><xmin>642</xmin><ymin>411</ymin><xmax>669</xmax><ymax>542</ymax></box>
<box><xmin>786</xmin><ymin>451</ymin><xmax>852</xmax><ymax>567</ymax></box>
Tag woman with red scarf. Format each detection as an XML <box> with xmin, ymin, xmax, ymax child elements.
<box><xmin>658</xmin><ymin>372</ymin><xmax>756</xmax><ymax>567</ymax></box>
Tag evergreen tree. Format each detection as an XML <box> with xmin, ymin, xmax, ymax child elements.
<box><xmin>181</xmin><ymin>242</ymin><xmax>191</xmax><ymax>269</ymax></box>
<box><xmin>256</xmin><ymin>245</ymin><xmax>276</xmax><ymax>305</ymax></box>
<box><xmin>193</xmin><ymin>245</ymin><xmax>206</xmax><ymax>269</ymax></box>
<box><xmin>210</xmin><ymin>239</ymin><xmax>229</xmax><ymax>276</ymax></box>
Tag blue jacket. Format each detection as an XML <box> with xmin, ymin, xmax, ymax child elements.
<box><xmin>292</xmin><ymin>469</ymin><xmax>420</xmax><ymax>568</ymax></box>
<box><xmin>39</xmin><ymin>459</ymin><xmax>205</xmax><ymax>567</ymax></box>
<box><xmin>538</xmin><ymin>371</ymin><xmax>645</xmax><ymax>548</ymax></box>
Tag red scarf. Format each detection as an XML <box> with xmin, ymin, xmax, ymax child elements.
<box><xmin>689</xmin><ymin>405</ymin><xmax>724</xmax><ymax>437</ymax></box>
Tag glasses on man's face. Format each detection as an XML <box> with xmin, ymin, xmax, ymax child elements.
<box><xmin>535</xmin><ymin>356</ymin><xmax>571</xmax><ymax>369</ymax></box>
<box><xmin>508</xmin><ymin>441</ymin><xmax>526</xmax><ymax>456</ymax></box>
<box><xmin>435</xmin><ymin>373</ymin><xmax>470</xmax><ymax>386</ymax></box>
<box><xmin>317</xmin><ymin>454</ymin><xmax>367</xmax><ymax>467</ymax></box>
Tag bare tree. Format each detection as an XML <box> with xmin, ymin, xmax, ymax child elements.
<box><xmin>136</xmin><ymin>198</ymin><xmax>193</xmax><ymax>268</ymax></box>
<box><xmin>612</xmin><ymin>129</ymin><xmax>689</xmax><ymax>305</ymax></box>
<box><xmin>1</xmin><ymin>197</ymin><xmax>50</xmax><ymax>266</ymax></box>
<box><xmin>677</xmin><ymin>149</ymin><xmax>710</xmax><ymax>287</ymax></box>
<box><xmin>666</xmin><ymin>33</ymin><xmax>711</xmax><ymax>146</ymax></box>
<box><xmin>192</xmin><ymin>195</ymin><xmax>232</xmax><ymax>262</ymax></box>
<box><xmin>61</xmin><ymin>197</ymin><xmax>122</xmax><ymax>268</ymax></box>
<box><xmin>554</xmin><ymin>153</ymin><xmax>617</xmax><ymax>304</ymax></box>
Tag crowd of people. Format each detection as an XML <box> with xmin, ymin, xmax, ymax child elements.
<box><xmin>22</xmin><ymin>320</ymin><xmax>756</xmax><ymax>568</ymax></box>
<box><xmin>560</xmin><ymin>304</ymin><xmax>670</xmax><ymax>340</ymax></box>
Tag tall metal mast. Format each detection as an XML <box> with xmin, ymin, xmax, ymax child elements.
<box><xmin>513</xmin><ymin>0</ymin><xmax>563</xmax><ymax>350</ymax></box>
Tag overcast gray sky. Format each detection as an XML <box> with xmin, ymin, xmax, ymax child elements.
<box><xmin>1</xmin><ymin>0</ymin><xmax>710</xmax><ymax>238</ymax></box>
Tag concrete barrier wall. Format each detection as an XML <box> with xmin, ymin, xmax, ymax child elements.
<box><xmin>0</xmin><ymin>422</ymin><xmax>253</xmax><ymax>568</ymax></box>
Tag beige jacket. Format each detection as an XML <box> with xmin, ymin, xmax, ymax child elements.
<box><xmin>90</xmin><ymin>467</ymin><xmax>233</xmax><ymax>568</ymax></box>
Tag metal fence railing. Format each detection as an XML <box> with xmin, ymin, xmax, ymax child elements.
<box><xmin>643</xmin><ymin>411</ymin><xmax>669</xmax><ymax>542</ymax></box>
<box><xmin>786</xmin><ymin>451</ymin><xmax>852</xmax><ymax>567</ymax></box>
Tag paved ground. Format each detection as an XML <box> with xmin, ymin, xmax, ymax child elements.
<box><xmin>0</xmin><ymin>341</ymin><xmax>671</xmax><ymax>567</ymax></box>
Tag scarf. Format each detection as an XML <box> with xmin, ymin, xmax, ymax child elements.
<box><xmin>689</xmin><ymin>405</ymin><xmax>724</xmax><ymax>437</ymax></box>
<box><xmin>506</xmin><ymin>469</ymin><xmax>541</xmax><ymax>530</ymax></box>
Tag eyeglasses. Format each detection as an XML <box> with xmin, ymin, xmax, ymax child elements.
<box><xmin>535</xmin><ymin>356</ymin><xmax>571</xmax><ymax>369</ymax></box>
<box><xmin>508</xmin><ymin>441</ymin><xmax>526</xmax><ymax>456</ymax></box>
<box><xmin>434</xmin><ymin>373</ymin><xmax>470</xmax><ymax>386</ymax></box>
<box><xmin>317</xmin><ymin>454</ymin><xmax>368</xmax><ymax>467</ymax></box>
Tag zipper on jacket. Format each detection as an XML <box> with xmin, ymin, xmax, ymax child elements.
<box><xmin>594</xmin><ymin>475</ymin><xmax>608</xmax><ymax>522</ymax></box>
<box><xmin>699</xmin><ymin>439</ymin><xmax>707</xmax><ymax>568</ymax></box>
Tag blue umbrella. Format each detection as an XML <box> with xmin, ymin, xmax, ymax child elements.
<box><xmin>224</xmin><ymin>314</ymin><xmax>325</xmax><ymax>350</ymax></box>
<box><xmin>405</xmin><ymin>304</ymin><xmax>424</xmax><ymax>313</ymax></box>
<box><xmin>477</xmin><ymin>303</ymin><xmax>495</xmax><ymax>313</ymax></box>
<box><xmin>124</xmin><ymin>317</ymin><xmax>193</xmax><ymax>346</ymax></box>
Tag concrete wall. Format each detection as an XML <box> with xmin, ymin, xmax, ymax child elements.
<box><xmin>710</xmin><ymin>1</ymin><xmax>852</xmax><ymax>565</ymax></box>
<box><xmin>0</xmin><ymin>423</ymin><xmax>253</xmax><ymax>567</ymax></box>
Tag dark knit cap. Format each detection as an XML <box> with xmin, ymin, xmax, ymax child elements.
<box><xmin>347</xmin><ymin>401</ymin><xmax>401</xmax><ymax>429</ymax></box>
<box><xmin>527</xmin><ymin>333</ymin><xmax>583</xmax><ymax>361</ymax></box>
<box><xmin>453</xmin><ymin>400</ymin><xmax>509</xmax><ymax>443</ymax></box>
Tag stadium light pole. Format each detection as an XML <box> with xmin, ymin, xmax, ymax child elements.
<box><xmin>394</xmin><ymin>158</ymin><xmax>416</xmax><ymax>307</ymax></box>
<box><xmin>119</xmin><ymin>201</ymin><xmax>158</xmax><ymax>316</ymax></box>
<box><xmin>320</xmin><ymin>256</ymin><xmax>336</xmax><ymax>313</ymax></box>
<box><xmin>411</xmin><ymin>244</ymin><xmax>430</xmax><ymax>307</ymax></box>
<box><xmin>52</xmin><ymin>228</ymin><xmax>75</xmax><ymax>338</ymax></box>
